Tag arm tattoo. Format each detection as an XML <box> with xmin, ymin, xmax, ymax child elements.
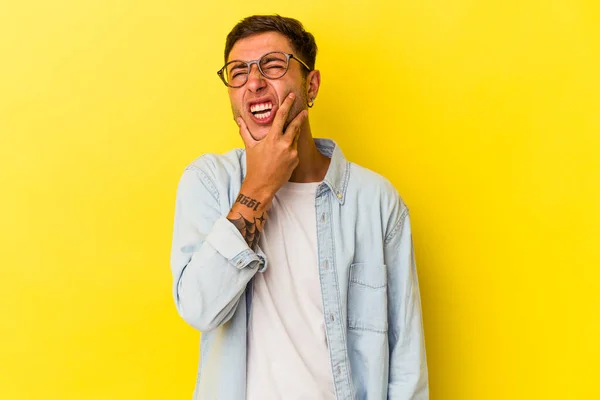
<box><xmin>227</xmin><ymin>212</ymin><xmax>266</xmax><ymax>250</ymax></box>
<box><xmin>235</xmin><ymin>193</ymin><xmax>261</xmax><ymax>211</ymax></box>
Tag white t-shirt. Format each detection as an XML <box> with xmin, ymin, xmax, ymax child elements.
<box><xmin>246</xmin><ymin>181</ymin><xmax>336</xmax><ymax>400</ymax></box>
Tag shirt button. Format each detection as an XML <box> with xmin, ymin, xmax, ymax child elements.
<box><xmin>330</xmin><ymin>313</ymin><xmax>335</xmax><ymax>322</ymax></box>
<box><xmin>321</xmin><ymin>213</ymin><xmax>326</xmax><ymax>223</ymax></box>
<box><xmin>336</xmin><ymin>192</ymin><xmax>342</xmax><ymax>199</ymax></box>
<box><xmin>337</xmin><ymin>366</ymin><xmax>342</xmax><ymax>376</ymax></box>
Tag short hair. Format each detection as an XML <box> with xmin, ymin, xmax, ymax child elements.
<box><xmin>224</xmin><ymin>15</ymin><xmax>318</xmax><ymax>72</ymax></box>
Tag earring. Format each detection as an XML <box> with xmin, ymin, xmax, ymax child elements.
<box><xmin>307</xmin><ymin>97</ymin><xmax>315</xmax><ymax>108</ymax></box>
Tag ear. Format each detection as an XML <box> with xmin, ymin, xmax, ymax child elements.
<box><xmin>306</xmin><ymin>69</ymin><xmax>321</xmax><ymax>102</ymax></box>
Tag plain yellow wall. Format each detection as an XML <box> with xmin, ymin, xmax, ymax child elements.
<box><xmin>1</xmin><ymin>1</ymin><xmax>598</xmax><ymax>399</ymax></box>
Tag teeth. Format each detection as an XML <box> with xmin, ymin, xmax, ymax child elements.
<box><xmin>250</xmin><ymin>102</ymin><xmax>273</xmax><ymax>113</ymax></box>
<box><xmin>254</xmin><ymin>110</ymin><xmax>272</xmax><ymax>120</ymax></box>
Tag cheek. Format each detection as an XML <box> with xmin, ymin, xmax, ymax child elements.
<box><xmin>273</xmin><ymin>82</ymin><xmax>303</xmax><ymax>107</ymax></box>
<box><xmin>229</xmin><ymin>92</ymin><xmax>244</xmax><ymax>114</ymax></box>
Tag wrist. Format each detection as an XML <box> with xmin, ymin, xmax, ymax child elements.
<box><xmin>235</xmin><ymin>185</ymin><xmax>273</xmax><ymax>214</ymax></box>
<box><xmin>240</xmin><ymin>181</ymin><xmax>275</xmax><ymax>205</ymax></box>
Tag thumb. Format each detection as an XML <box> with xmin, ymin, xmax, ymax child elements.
<box><xmin>237</xmin><ymin>117</ymin><xmax>257</xmax><ymax>149</ymax></box>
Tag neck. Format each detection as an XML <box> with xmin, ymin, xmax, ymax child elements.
<box><xmin>289</xmin><ymin>121</ymin><xmax>331</xmax><ymax>183</ymax></box>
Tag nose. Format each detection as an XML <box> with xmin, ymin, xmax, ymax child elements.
<box><xmin>246</xmin><ymin>63</ymin><xmax>267</xmax><ymax>93</ymax></box>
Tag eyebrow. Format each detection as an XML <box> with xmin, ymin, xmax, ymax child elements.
<box><xmin>228</xmin><ymin>61</ymin><xmax>247</xmax><ymax>72</ymax></box>
<box><xmin>262</xmin><ymin>54</ymin><xmax>285</xmax><ymax>62</ymax></box>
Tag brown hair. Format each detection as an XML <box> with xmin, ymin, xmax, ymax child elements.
<box><xmin>224</xmin><ymin>15</ymin><xmax>318</xmax><ymax>72</ymax></box>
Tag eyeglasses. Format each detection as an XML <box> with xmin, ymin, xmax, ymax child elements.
<box><xmin>217</xmin><ymin>51</ymin><xmax>311</xmax><ymax>88</ymax></box>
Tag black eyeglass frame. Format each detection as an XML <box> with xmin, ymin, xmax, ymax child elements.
<box><xmin>217</xmin><ymin>51</ymin><xmax>312</xmax><ymax>88</ymax></box>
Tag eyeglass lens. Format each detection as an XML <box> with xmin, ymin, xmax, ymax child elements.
<box><xmin>224</xmin><ymin>52</ymin><xmax>289</xmax><ymax>87</ymax></box>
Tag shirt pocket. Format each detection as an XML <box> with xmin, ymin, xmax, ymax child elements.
<box><xmin>347</xmin><ymin>263</ymin><xmax>388</xmax><ymax>333</ymax></box>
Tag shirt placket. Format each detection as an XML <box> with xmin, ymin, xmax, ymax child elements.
<box><xmin>315</xmin><ymin>185</ymin><xmax>354</xmax><ymax>400</ymax></box>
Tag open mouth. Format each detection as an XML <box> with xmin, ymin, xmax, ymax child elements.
<box><xmin>249</xmin><ymin>101</ymin><xmax>274</xmax><ymax>121</ymax></box>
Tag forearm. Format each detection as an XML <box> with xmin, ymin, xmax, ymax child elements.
<box><xmin>171</xmin><ymin>169</ymin><xmax>269</xmax><ymax>332</ymax></box>
<box><xmin>226</xmin><ymin>182</ymin><xmax>274</xmax><ymax>249</ymax></box>
<box><xmin>175</xmin><ymin>219</ymin><xmax>265</xmax><ymax>331</ymax></box>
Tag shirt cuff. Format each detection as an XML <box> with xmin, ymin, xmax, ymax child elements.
<box><xmin>205</xmin><ymin>216</ymin><xmax>268</xmax><ymax>272</ymax></box>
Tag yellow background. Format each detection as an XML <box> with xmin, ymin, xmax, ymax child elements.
<box><xmin>1</xmin><ymin>0</ymin><xmax>598</xmax><ymax>399</ymax></box>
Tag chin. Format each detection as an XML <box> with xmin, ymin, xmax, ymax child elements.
<box><xmin>249</xmin><ymin>125</ymin><xmax>271</xmax><ymax>141</ymax></box>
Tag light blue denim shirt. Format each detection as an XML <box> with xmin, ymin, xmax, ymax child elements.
<box><xmin>170</xmin><ymin>138</ymin><xmax>429</xmax><ymax>399</ymax></box>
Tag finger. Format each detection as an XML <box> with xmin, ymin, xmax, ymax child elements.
<box><xmin>270</xmin><ymin>92</ymin><xmax>296</xmax><ymax>138</ymax></box>
<box><xmin>292</xmin><ymin>126</ymin><xmax>302</xmax><ymax>149</ymax></box>
<box><xmin>284</xmin><ymin>110</ymin><xmax>308</xmax><ymax>146</ymax></box>
<box><xmin>237</xmin><ymin>117</ymin><xmax>257</xmax><ymax>148</ymax></box>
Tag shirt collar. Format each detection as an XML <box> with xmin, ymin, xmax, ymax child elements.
<box><xmin>314</xmin><ymin>138</ymin><xmax>350</xmax><ymax>205</ymax></box>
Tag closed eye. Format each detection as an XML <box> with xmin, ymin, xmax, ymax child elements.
<box><xmin>227</xmin><ymin>62</ymin><xmax>247</xmax><ymax>76</ymax></box>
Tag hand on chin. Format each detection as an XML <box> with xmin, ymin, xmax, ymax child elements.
<box><xmin>247</xmin><ymin>123</ymin><xmax>270</xmax><ymax>142</ymax></box>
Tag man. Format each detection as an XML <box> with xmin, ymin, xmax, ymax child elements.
<box><xmin>170</xmin><ymin>15</ymin><xmax>429</xmax><ymax>400</ymax></box>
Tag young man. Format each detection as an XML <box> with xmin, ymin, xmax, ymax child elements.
<box><xmin>170</xmin><ymin>15</ymin><xmax>429</xmax><ymax>400</ymax></box>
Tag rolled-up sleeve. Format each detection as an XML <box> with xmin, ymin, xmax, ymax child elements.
<box><xmin>205</xmin><ymin>216</ymin><xmax>268</xmax><ymax>272</ymax></box>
